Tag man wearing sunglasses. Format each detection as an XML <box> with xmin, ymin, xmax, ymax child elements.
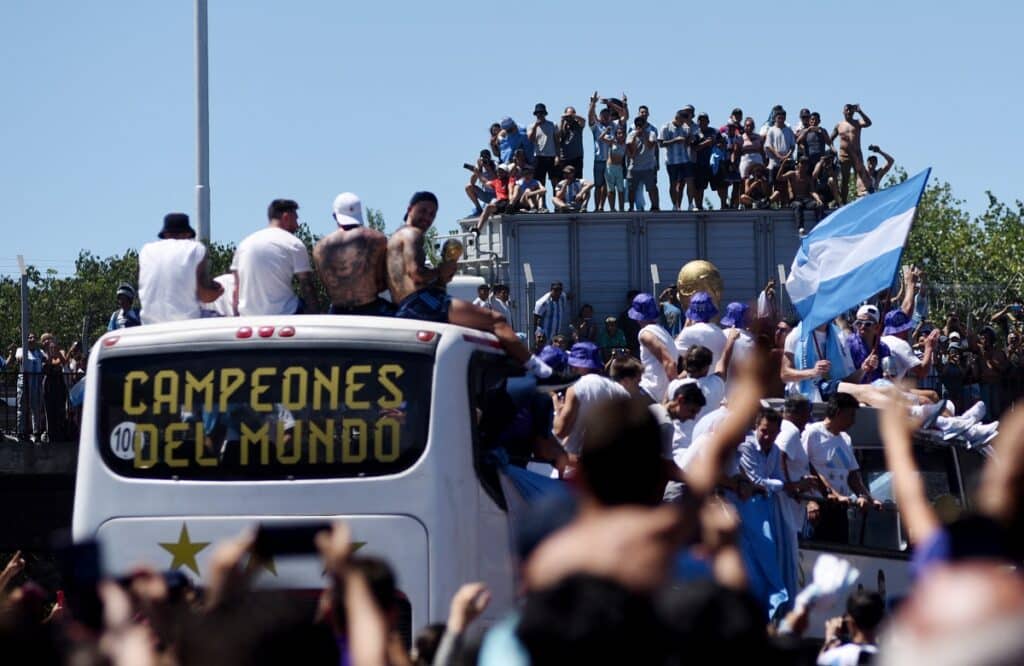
<box><xmin>845</xmin><ymin>304</ymin><xmax>890</xmax><ymax>384</ymax></box>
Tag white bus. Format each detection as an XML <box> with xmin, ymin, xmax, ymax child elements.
<box><xmin>72</xmin><ymin>315</ymin><xmax>528</xmax><ymax>636</ymax></box>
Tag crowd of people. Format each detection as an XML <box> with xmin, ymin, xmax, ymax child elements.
<box><xmin>2</xmin><ymin>333</ymin><xmax>85</xmax><ymax>443</ymax></box>
<box><xmin>465</xmin><ymin>95</ymin><xmax>896</xmax><ymax>230</ymax></box>
<box><xmin>3</xmin><ymin>297</ymin><xmax>1023</xmax><ymax>663</ymax></box>
<box><xmin>4</xmin><ymin>184</ymin><xmax>1024</xmax><ymax>664</ymax></box>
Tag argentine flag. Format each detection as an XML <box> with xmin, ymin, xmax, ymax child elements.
<box><xmin>786</xmin><ymin>168</ymin><xmax>930</xmax><ymax>334</ymax></box>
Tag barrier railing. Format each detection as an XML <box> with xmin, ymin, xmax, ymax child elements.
<box><xmin>0</xmin><ymin>370</ymin><xmax>82</xmax><ymax>442</ymax></box>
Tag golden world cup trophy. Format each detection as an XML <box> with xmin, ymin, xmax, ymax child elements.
<box><xmin>441</xmin><ymin>238</ymin><xmax>464</xmax><ymax>263</ymax></box>
<box><xmin>676</xmin><ymin>259</ymin><xmax>724</xmax><ymax>312</ymax></box>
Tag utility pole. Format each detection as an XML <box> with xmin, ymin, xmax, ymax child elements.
<box><xmin>195</xmin><ymin>0</ymin><xmax>211</xmax><ymax>243</ymax></box>
<box><xmin>17</xmin><ymin>255</ymin><xmax>29</xmax><ymax>439</ymax></box>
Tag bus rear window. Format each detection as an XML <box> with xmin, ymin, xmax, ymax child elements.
<box><xmin>97</xmin><ymin>349</ymin><xmax>432</xmax><ymax>480</ymax></box>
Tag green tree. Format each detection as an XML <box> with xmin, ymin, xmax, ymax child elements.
<box><xmin>366</xmin><ymin>207</ymin><xmax>386</xmax><ymax>232</ymax></box>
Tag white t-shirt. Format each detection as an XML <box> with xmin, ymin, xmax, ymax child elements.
<box><xmin>783</xmin><ymin>327</ymin><xmax>855</xmax><ymax>401</ymax></box>
<box><xmin>804</xmin><ymin>421</ymin><xmax>858</xmax><ymax>497</ymax></box>
<box><xmin>665</xmin><ymin>374</ymin><xmax>725</xmax><ymax>452</ymax></box>
<box><xmin>639</xmin><ymin>323</ymin><xmax>677</xmax><ymax>403</ymax></box>
<box><xmin>726</xmin><ymin>328</ymin><xmax>755</xmax><ymax>381</ymax></box>
<box><xmin>200</xmin><ymin>273</ymin><xmax>237</xmax><ymax>317</ymax></box>
<box><xmin>675</xmin><ymin>322</ymin><xmax>727</xmax><ymax>369</ymax></box>
<box><xmin>561</xmin><ymin>374</ymin><xmax>630</xmax><ymax>455</ymax></box>
<box><xmin>139</xmin><ymin>238</ymin><xmax>207</xmax><ymax>324</ymax></box>
<box><xmin>692</xmin><ymin>404</ymin><xmax>729</xmax><ymax>443</ymax></box>
<box><xmin>648</xmin><ymin>403</ymin><xmax>675</xmax><ymax>459</ymax></box>
<box><xmin>472</xmin><ymin>297</ymin><xmax>491</xmax><ymax>309</ymax></box>
<box><xmin>776</xmin><ymin>418</ymin><xmax>809</xmax><ymax>532</ymax></box>
<box><xmin>816</xmin><ymin>642</ymin><xmax>877</xmax><ymax>666</ymax></box>
<box><xmin>231</xmin><ymin>226</ymin><xmax>311</xmax><ymax>316</ymax></box>
<box><xmin>490</xmin><ymin>297</ymin><xmax>512</xmax><ymax>321</ymax></box>
<box><xmin>881</xmin><ymin>335</ymin><xmax>921</xmax><ymax>381</ymax></box>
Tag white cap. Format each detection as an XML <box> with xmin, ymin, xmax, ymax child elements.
<box><xmin>332</xmin><ymin>192</ymin><xmax>364</xmax><ymax>227</ymax></box>
<box><xmin>856</xmin><ymin>304</ymin><xmax>880</xmax><ymax>323</ymax></box>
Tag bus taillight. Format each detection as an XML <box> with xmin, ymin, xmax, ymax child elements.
<box><xmin>236</xmin><ymin>327</ymin><xmax>253</xmax><ymax>339</ymax></box>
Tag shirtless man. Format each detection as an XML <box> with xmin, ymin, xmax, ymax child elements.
<box><xmin>830</xmin><ymin>104</ymin><xmax>873</xmax><ymax>203</ymax></box>
<box><xmin>856</xmin><ymin>145</ymin><xmax>895</xmax><ymax>197</ymax></box>
<box><xmin>775</xmin><ymin>156</ymin><xmax>819</xmax><ymax>208</ymax></box>
<box><xmin>387</xmin><ymin>191</ymin><xmax>551</xmax><ymax>377</ymax></box>
<box><xmin>313</xmin><ymin>192</ymin><xmax>395</xmax><ymax>316</ymax></box>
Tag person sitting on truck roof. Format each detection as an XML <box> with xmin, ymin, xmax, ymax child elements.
<box><xmin>313</xmin><ymin>192</ymin><xmax>395</xmax><ymax>317</ymax></box>
<box><xmin>387</xmin><ymin>191</ymin><xmax>551</xmax><ymax>378</ymax></box>
<box><xmin>552</xmin><ymin>165</ymin><xmax>594</xmax><ymax>213</ymax></box>
<box><xmin>473</xmin><ymin>163</ymin><xmax>512</xmax><ymax>234</ymax></box>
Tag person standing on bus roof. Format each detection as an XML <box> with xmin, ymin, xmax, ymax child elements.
<box><xmin>313</xmin><ymin>192</ymin><xmax>395</xmax><ymax>316</ymax></box>
<box><xmin>138</xmin><ymin>212</ymin><xmax>223</xmax><ymax>325</ymax></box>
<box><xmin>232</xmin><ymin>199</ymin><xmax>319</xmax><ymax>315</ymax></box>
<box><xmin>387</xmin><ymin>191</ymin><xmax>552</xmax><ymax>377</ymax></box>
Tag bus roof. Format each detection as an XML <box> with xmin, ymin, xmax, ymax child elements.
<box><xmin>94</xmin><ymin>315</ymin><xmax>505</xmax><ymax>357</ymax></box>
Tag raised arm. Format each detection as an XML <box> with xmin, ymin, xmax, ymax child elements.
<box><xmin>879</xmin><ymin>400</ymin><xmax>938</xmax><ymax>542</ymax></box>
<box><xmin>552</xmin><ymin>386</ymin><xmax>579</xmax><ymax>440</ymax></box>
<box><xmin>877</xmin><ymin>147</ymin><xmax>894</xmax><ymax>180</ymax></box>
<box><xmin>640</xmin><ymin>329</ymin><xmax>679</xmax><ymax>382</ymax></box>
<box><xmin>587</xmin><ymin>91</ymin><xmax>599</xmax><ymax>126</ymax></box>
<box><xmin>856</xmin><ymin>106</ymin><xmax>872</xmax><ymax>128</ymax></box>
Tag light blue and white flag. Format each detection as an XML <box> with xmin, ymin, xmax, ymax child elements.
<box><xmin>786</xmin><ymin>169</ymin><xmax>931</xmax><ymax>335</ymax></box>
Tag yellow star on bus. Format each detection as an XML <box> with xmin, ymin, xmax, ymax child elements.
<box><xmin>159</xmin><ymin>523</ymin><xmax>210</xmax><ymax>575</ymax></box>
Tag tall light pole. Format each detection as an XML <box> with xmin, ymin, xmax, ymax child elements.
<box><xmin>195</xmin><ymin>0</ymin><xmax>211</xmax><ymax>243</ymax></box>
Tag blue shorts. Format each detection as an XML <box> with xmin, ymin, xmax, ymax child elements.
<box><xmin>394</xmin><ymin>287</ymin><xmax>451</xmax><ymax>323</ymax></box>
<box><xmin>328</xmin><ymin>298</ymin><xmax>396</xmax><ymax>316</ymax></box>
<box><xmin>593</xmin><ymin>161</ymin><xmax>607</xmax><ymax>188</ymax></box>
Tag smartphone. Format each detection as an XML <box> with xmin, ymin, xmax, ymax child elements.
<box><xmin>252</xmin><ymin>522</ymin><xmax>332</xmax><ymax>558</ymax></box>
<box><xmin>52</xmin><ymin>533</ymin><xmax>104</xmax><ymax>631</ymax></box>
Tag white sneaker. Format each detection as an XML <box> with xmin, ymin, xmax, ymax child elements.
<box><xmin>965</xmin><ymin>421</ymin><xmax>999</xmax><ymax>447</ymax></box>
<box><xmin>524</xmin><ymin>355</ymin><xmax>553</xmax><ymax>379</ymax></box>
<box><xmin>918</xmin><ymin>401</ymin><xmax>944</xmax><ymax>430</ymax></box>
<box><xmin>962</xmin><ymin>401</ymin><xmax>986</xmax><ymax>423</ymax></box>
<box><xmin>942</xmin><ymin>415</ymin><xmax>977</xmax><ymax>441</ymax></box>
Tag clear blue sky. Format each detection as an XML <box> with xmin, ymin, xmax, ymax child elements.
<box><xmin>1</xmin><ymin>0</ymin><xmax>1017</xmax><ymax>276</ymax></box>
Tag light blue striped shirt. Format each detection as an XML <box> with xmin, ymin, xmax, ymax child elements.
<box><xmin>660</xmin><ymin>121</ymin><xmax>695</xmax><ymax>165</ymax></box>
<box><xmin>533</xmin><ymin>292</ymin><xmax>567</xmax><ymax>340</ymax></box>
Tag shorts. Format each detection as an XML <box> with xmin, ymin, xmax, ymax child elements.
<box><xmin>593</xmin><ymin>160</ymin><xmax>606</xmax><ymax>188</ymax></box>
<box><xmin>328</xmin><ymin>297</ymin><xmax>396</xmax><ymax>317</ymax></box>
<box><xmin>534</xmin><ymin>155</ymin><xmax>558</xmax><ymax>186</ymax></box>
<box><xmin>490</xmin><ymin>199</ymin><xmax>510</xmax><ymax>214</ymax></box>
<box><xmin>394</xmin><ymin>287</ymin><xmax>451</xmax><ymax>323</ymax></box>
<box><xmin>605</xmin><ymin>163</ymin><xmax>625</xmax><ymax>193</ymax></box>
<box><xmin>739</xmin><ymin>155</ymin><xmax>763</xmax><ymax>179</ymax></box>
<box><xmin>631</xmin><ymin>169</ymin><xmax>657</xmax><ymax>191</ymax></box>
<box><xmin>560</xmin><ymin>155</ymin><xmax>584</xmax><ymax>177</ymax></box>
<box><xmin>694</xmin><ymin>163</ymin><xmax>713</xmax><ymax>191</ymax></box>
<box><xmin>817</xmin><ymin>378</ymin><xmax>842</xmax><ymax>401</ymax></box>
<box><xmin>666</xmin><ymin>162</ymin><xmax>693</xmax><ymax>184</ymax></box>
<box><xmin>473</xmin><ymin>185</ymin><xmax>496</xmax><ymax>205</ymax></box>
<box><xmin>709</xmin><ymin>166</ymin><xmax>727</xmax><ymax>191</ymax></box>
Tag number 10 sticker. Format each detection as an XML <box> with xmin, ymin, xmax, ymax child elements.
<box><xmin>110</xmin><ymin>421</ymin><xmax>137</xmax><ymax>460</ymax></box>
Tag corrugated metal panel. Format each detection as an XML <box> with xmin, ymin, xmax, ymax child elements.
<box><xmin>645</xmin><ymin>220</ymin><xmax>700</xmax><ymax>296</ymax></box>
<box><xmin>576</xmin><ymin>221</ymin><xmax>633</xmax><ymax>322</ymax></box>
<box><xmin>706</xmin><ymin>218</ymin><xmax>759</xmax><ymax>305</ymax></box>
<box><xmin>509</xmin><ymin>221</ymin><xmax>572</xmax><ymax>333</ymax></box>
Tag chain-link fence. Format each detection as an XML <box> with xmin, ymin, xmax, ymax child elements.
<box><xmin>0</xmin><ymin>370</ymin><xmax>81</xmax><ymax>442</ymax></box>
